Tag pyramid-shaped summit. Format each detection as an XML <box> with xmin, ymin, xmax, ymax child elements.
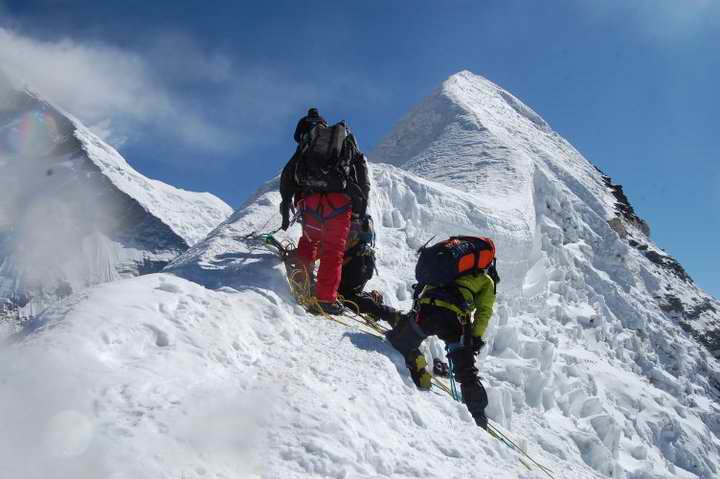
<box><xmin>373</xmin><ymin>71</ymin><xmax>603</xmax><ymax>218</ymax></box>
<box><xmin>375</xmin><ymin>72</ymin><xmax>546</xmax><ymax>181</ymax></box>
<box><xmin>374</xmin><ymin>70</ymin><xmax>720</xmax><ymax>357</ymax></box>
<box><xmin>373</xmin><ymin>70</ymin><xmax>550</xmax><ymax>168</ymax></box>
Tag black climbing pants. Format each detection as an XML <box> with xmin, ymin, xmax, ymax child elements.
<box><xmin>341</xmin><ymin>290</ymin><xmax>400</xmax><ymax>324</ymax></box>
<box><xmin>338</xmin><ymin>253</ymin><xmax>399</xmax><ymax>324</ymax></box>
<box><xmin>387</xmin><ymin>303</ymin><xmax>489</xmax><ymax>429</ymax></box>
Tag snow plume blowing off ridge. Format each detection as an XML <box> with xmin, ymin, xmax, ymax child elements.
<box><xmin>0</xmin><ymin>74</ymin><xmax>119</xmax><ymax>307</ymax></box>
<box><xmin>0</xmin><ymin>71</ymin><xmax>232</xmax><ymax>321</ymax></box>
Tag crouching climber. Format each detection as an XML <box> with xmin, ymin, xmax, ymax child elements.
<box><xmin>337</xmin><ymin>214</ymin><xmax>403</xmax><ymax>326</ymax></box>
<box><xmin>386</xmin><ymin>236</ymin><xmax>499</xmax><ymax>429</ymax></box>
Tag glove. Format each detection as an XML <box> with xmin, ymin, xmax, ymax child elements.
<box><xmin>471</xmin><ymin>336</ymin><xmax>486</xmax><ymax>355</ymax></box>
<box><xmin>280</xmin><ymin>201</ymin><xmax>291</xmax><ymax>231</ymax></box>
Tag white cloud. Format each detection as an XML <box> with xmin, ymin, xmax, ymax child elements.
<box><xmin>0</xmin><ymin>28</ymin><xmax>242</xmax><ymax>153</ymax></box>
<box><xmin>0</xmin><ymin>27</ymin><xmax>382</xmax><ymax>159</ymax></box>
<box><xmin>87</xmin><ymin>118</ymin><xmax>128</xmax><ymax>147</ymax></box>
<box><xmin>145</xmin><ymin>31</ymin><xmax>234</xmax><ymax>84</ymax></box>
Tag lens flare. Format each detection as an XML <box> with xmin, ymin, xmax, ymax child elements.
<box><xmin>12</xmin><ymin>110</ymin><xmax>59</xmax><ymax>158</ymax></box>
<box><xmin>44</xmin><ymin>410</ymin><xmax>95</xmax><ymax>458</ymax></box>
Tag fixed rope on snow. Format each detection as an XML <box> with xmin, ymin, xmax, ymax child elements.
<box><xmin>487</xmin><ymin>424</ymin><xmax>555</xmax><ymax>478</ymax></box>
<box><xmin>338</xmin><ymin>296</ymin><xmax>390</xmax><ymax>336</ymax></box>
<box><xmin>235</xmin><ymin>208</ymin><xmax>302</xmax><ymax>258</ymax></box>
<box><xmin>286</xmin><ymin>265</ymin><xmax>359</xmax><ymax>329</ymax></box>
<box><xmin>337</xmin><ymin>300</ymin><xmax>554</xmax><ymax>476</ymax></box>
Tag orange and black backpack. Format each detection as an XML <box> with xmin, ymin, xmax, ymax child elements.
<box><xmin>415</xmin><ymin>236</ymin><xmax>498</xmax><ymax>289</ymax></box>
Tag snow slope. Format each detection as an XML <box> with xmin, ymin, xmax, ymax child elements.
<box><xmin>1</xmin><ymin>71</ymin><xmax>719</xmax><ymax>479</ymax></box>
<box><xmin>0</xmin><ymin>170</ymin><xmax>600</xmax><ymax>479</ymax></box>
<box><xmin>0</xmin><ymin>84</ymin><xmax>232</xmax><ymax>318</ymax></box>
<box><xmin>166</xmin><ymin>159</ymin><xmax>720</xmax><ymax>478</ymax></box>
<box><xmin>0</xmin><ymin>273</ymin><xmax>558</xmax><ymax>479</ymax></box>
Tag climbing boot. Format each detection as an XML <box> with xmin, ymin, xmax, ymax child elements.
<box><xmin>369</xmin><ymin>290</ymin><xmax>384</xmax><ymax>305</ymax></box>
<box><xmin>309</xmin><ymin>300</ymin><xmax>344</xmax><ymax>316</ymax></box>
<box><xmin>407</xmin><ymin>351</ymin><xmax>432</xmax><ymax>391</ymax></box>
<box><xmin>384</xmin><ymin>310</ymin><xmax>402</xmax><ymax>328</ymax></box>
<box><xmin>460</xmin><ymin>380</ymin><xmax>489</xmax><ymax>429</ymax></box>
<box><xmin>433</xmin><ymin>358</ymin><xmax>449</xmax><ymax>378</ymax></box>
<box><xmin>379</xmin><ymin>308</ymin><xmax>411</xmax><ymax>328</ymax></box>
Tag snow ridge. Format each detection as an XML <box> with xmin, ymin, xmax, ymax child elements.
<box><xmin>0</xmin><ymin>87</ymin><xmax>232</xmax><ymax>319</ymax></box>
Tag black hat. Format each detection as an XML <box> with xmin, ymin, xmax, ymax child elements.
<box><xmin>308</xmin><ymin>108</ymin><xmax>319</xmax><ymax>117</ymax></box>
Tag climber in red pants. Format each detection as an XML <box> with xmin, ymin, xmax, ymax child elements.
<box><xmin>294</xmin><ymin>193</ymin><xmax>352</xmax><ymax>312</ymax></box>
<box><xmin>280</xmin><ymin>113</ymin><xmax>369</xmax><ymax>315</ymax></box>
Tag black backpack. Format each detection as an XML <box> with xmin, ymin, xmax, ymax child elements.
<box><xmin>415</xmin><ymin>236</ymin><xmax>498</xmax><ymax>288</ymax></box>
<box><xmin>295</xmin><ymin>122</ymin><xmax>354</xmax><ymax>193</ymax></box>
<box><xmin>339</xmin><ymin>216</ymin><xmax>376</xmax><ymax>295</ymax></box>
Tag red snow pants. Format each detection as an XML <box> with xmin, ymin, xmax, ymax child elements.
<box><xmin>296</xmin><ymin>192</ymin><xmax>352</xmax><ymax>303</ymax></box>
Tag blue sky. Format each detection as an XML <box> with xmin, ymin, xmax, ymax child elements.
<box><xmin>1</xmin><ymin>0</ymin><xmax>718</xmax><ymax>297</ymax></box>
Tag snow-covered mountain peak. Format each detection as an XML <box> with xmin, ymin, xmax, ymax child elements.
<box><xmin>443</xmin><ymin>70</ymin><xmax>552</xmax><ymax>134</ymax></box>
<box><xmin>0</xmin><ymin>84</ymin><xmax>232</xmax><ymax>318</ymax></box>
<box><xmin>372</xmin><ymin>71</ymin><xmax>610</xmax><ymax>223</ymax></box>
<box><xmin>372</xmin><ymin>71</ymin><xmax>551</xmax><ymax>178</ymax></box>
<box><xmin>72</xmin><ymin>122</ymin><xmax>231</xmax><ymax>247</ymax></box>
<box><xmin>13</xmin><ymin>87</ymin><xmax>232</xmax><ymax>247</ymax></box>
<box><xmin>374</xmin><ymin>71</ymin><xmax>718</xmax><ymax>356</ymax></box>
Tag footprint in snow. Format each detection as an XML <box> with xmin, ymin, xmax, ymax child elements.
<box><xmin>155</xmin><ymin>282</ymin><xmax>183</xmax><ymax>294</ymax></box>
<box><xmin>144</xmin><ymin>324</ymin><xmax>170</xmax><ymax>347</ymax></box>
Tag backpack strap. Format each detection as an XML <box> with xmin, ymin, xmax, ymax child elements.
<box><xmin>418</xmin><ymin>285</ymin><xmax>474</xmax><ymax>324</ymax></box>
<box><xmin>487</xmin><ymin>259</ymin><xmax>499</xmax><ymax>294</ymax></box>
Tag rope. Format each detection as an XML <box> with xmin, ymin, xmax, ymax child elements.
<box><xmin>338</xmin><ymin>296</ymin><xmax>389</xmax><ymax>335</ymax></box>
<box><xmin>286</xmin><ymin>266</ymin><xmax>357</xmax><ymax>329</ymax></box>
<box><xmin>447</xmin><ymin>357</ymin><xmax>461</xmax><ymax>401</ymax></box>
<box><xmin>487</xmin><ymin>424</ymin><xmax>555</xmax><ymax>478</ymax></box>
<box><xmin>236</xmin><ymin>208</ymin><xmax>302</xmax><ymax>256</ymax></box>
<box><xmin>432</xmin><ymin>372</ymin><xmax>553</xmax><ymax>476</ymax></box>
<box><xmin>335</xmin><ymin>296</ymin><xmax>555</xmax><ymax>475</ymax></box>
<box><xmin>331</xmin><ymin>297</ymin><xmax>389</xmax><ymax>338</ymax></box>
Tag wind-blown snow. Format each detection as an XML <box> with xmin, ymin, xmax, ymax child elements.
<box><xmin>0</xmin><ymin>86</ymin><xmax>232</xmax><ymax>317</ymax></box>
<box><xmin>1</xmin><ymin>71</ymin><xmax>719</xmax><ymax>478</ymax></box>
<box><xmin>73</xmin><ymin>123</ymin><xmax>231</xmax><ymax>247</ymax></box>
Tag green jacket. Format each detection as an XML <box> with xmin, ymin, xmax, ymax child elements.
<box><xmin>419</xmin><ymin>273</ymin><xmax>496</xmax><ymax>338</ymax></box>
